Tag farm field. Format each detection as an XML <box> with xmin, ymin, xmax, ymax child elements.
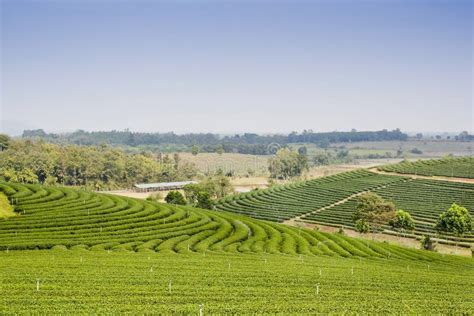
<box><xmin>1</xmin><ymin>250</ymin><xmax>473</xmax><ymax>314</ymax></box>
<box><xmin>0</xmin><ymin>176</ymin><xmax>473</xmax><ymax>313</ymax></box>
<box><xmin>302</xmin><ymin>178</ymin><xmax>474</xmax><ymax>243</ymax></box>
<box><xmin>0</xmin><ymin>181</ymin><xmax>436</xmax><ymax>259</ymax></box>
<box><xmin>215</xmin><ymin>170</ymin><xmax>407</xmax><ymax>222</ymax></box>
<box><xmin>378</xmin><ymin>156</ymin><xmax>474</xmax><ymax>179</ymax></box>
<box><xmin>215</xmin><ymin>170</ymin><xmax>474</xmax><ymax>244</ymax></box>
<box><xmin>178</xmin><ymin>152</ymin><xmax>269</xmax><ymax>176</ymax></box>
<box><xmin>329</xmin><ymin>140</ymin><xmax>474</xmax><ymax>157</ymax></box>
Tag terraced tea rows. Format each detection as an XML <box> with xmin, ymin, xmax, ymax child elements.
<box><xmin>302</xmin><ymin>178</ymin><xmax>474</xmax><ymax>243</ymax></box>
<box><xmin>0</xmin><ymin>181</ymin><xmax>439</xmax><ymax>260</ymax></box>
<box><xmin>1</xmin><ymin>250</ymin><xmax>473</xmax><ymax>314</ymax></box>
<box><xmin>215</xmin><ymin>170</ymin><xmax>407</xmax><ymax>222</ymax></box>
<box><xmin>379</xmin><ymin>156</ymin><xmax>474</xmax><ymax>179</ymax></box>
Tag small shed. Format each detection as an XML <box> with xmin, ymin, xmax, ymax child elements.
<box><xmin>133</xmin><ymin>181</ymin><xmax>197</xmax><ymax>192</ymax></box>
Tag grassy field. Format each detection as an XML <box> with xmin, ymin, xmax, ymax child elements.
<box><xmin>290</xmin><ymin>140</ymin><xmax>473</xmax><ymax>159</ymax></box>
<box><xmin>332</xmin><ymin>140</ymin><xmax>473</xmax><ymax>157</ymax></box>
<box><xmin>179</xmin><ymin>152</ymin><xmax>269</xmax><ymax>176</ymax></box>
<box><xmin>1</xmin><ymin>250</ymin><xmax>472</xmax><ymax>314</ymax></box>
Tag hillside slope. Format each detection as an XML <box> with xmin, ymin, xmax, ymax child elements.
<box><xmin>215</xmin><ymin>170</ymin><xmax>474</xmax><ymax>243</ymax></box>
<box><xmin>0</xmin><ymin>181</ymin><xmax>444</xmax><ymax>260</ymax></box>
<box><xmin>0</xmin><ymin>182</ymin><xmax>473</xmax><ymax>314</ymax></box>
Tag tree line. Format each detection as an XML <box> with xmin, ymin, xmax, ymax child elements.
<box><xmin>0</xmin><ymin>138</ymin><xmax>197</xmax><ymax>190</ymax></box>
<box><xmin>22</xmin><ymin>129</ymin><xmax>409</xmax><ymax>154</ymax></box>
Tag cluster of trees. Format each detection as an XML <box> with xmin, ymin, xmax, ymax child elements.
<box><xmin>268</xmin><ymin>148</ymin><xmax>309</xmax><ymax>179</ymax></box>
<box><xmin>22</xmin><ymin>129</ymin><xmax>409</xmax><ymax>155</ymax></box>
<box><xmin>352</xmin><ymin>192</ymin><xmax>472</xmax><ymax>251</ymax></box>
<box><xmin>163</xmin><ymin>173</ymin><xmax>234</xmax><ymax>209</ymax></box>
<box><xmin>352</xmin><ymin>193</ymin><xmax>405</xmax><ymax>234</ymax></box>
<box><xmin>0</xmin><ymin>139</ymin><xmax>197</xmax><ymax>190</ymax></box>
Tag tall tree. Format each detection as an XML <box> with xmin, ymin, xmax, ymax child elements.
<box><xmin>353</xmin><ymin>193</ymin><xmax>396</xmax><ymax>234</ymax></box>
<box><xmin>435</xmin><ymin>203</ymin><xmax>472</xmax><ymax>239</ymax></box>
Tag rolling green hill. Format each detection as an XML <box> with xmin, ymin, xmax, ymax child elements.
<box><xmin>0</xmin><ymin>181</ymin><xmax>434</xmax><ymax>259</ymax></box>
<box><xmin>0</xmin><ymin>182</ymin><xmax>473</xmax><ymax>314</ymax></box>
<box><xmin>215</xmin><ymin>170</ymin><xmax>474</xmax><ymax>243</ymax></box>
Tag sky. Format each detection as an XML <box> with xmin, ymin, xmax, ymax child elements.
<box><xmin>0</xmin><ymin>0</ymin><xmax>472</xmax><ymax>135</ymax></box>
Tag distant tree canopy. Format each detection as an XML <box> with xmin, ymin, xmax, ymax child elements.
<box><xmin>21</xmin><ymin>129</ymin><xmax>409</xmax><ymax>154</ymax></box>
<box><xmin>183</xmin><ymin>174</ymin><xmax>234</xmax><ymax>201</ymax></box>
<box><xmin>353</xmin><ymin>193</ymin><xmax>396</xmax><ymax>232</ymax></box>
<box><xmin>0</xmin><ymin>134</ymin><xmax>10</xmax><ymax>151</ymax></box>
<box><xmin>268</xmin><ymin>148</ymin><xmax>309</xmax><ymax>179</ymax></box>
<box><xmin>0</xmin><ymin>140</ymin><xmax>197</xmax><ymax>190</ymax></box>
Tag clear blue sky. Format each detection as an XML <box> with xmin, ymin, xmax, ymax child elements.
<box><xmin>1</xmin><ymin>0</ymin><xmax>472</xmax><ymax>135</ymax></box>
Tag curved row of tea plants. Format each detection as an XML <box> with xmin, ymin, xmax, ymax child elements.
<box><xmin>215</xmin><ymin>170</ymin><xmax>407</xmax><ymax>222</ymax></box>
<box><xmin>379</xmin><ymin>156</ymin><xmax>474</xmax><ymax>178</ymax></box>
<box><xmin>0</xmin><ymin>181</ymin><xmax>442</xmax><ymax>261</ymax></box>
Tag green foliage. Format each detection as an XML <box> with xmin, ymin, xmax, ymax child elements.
<box><xmin>191</xmin><ymin>145</ymin><xmax>199</xmax><ymax>156</ymax></box>
<box><xmin>353</xmin><ymin>192</ymin><xmax>396</xmax><ymax>231</ymax></box>
<box><xmin>0</xmin><ymin>180</ymin><xmax>444</xmax><ymax>261</ymax></box>
<box><xmin>410</xmin><ymin>148</ymin><xmax>423</xmax><ymax>155</ymax></box>
<box><xmin>435</xmin><ymin>203</ymin><xmax>472</xmax><ymax>237</ymax></box>
<box><xmin>0</xmin><ymin>139</ymin><xmax>197</xmax><ymax>189</ymax></box>
<box><xmin>268</xmin><ymin>148</ymin><xmax>308</xmax><ymax>179</ymax></box>
<box><xmin>389</xmin><ymin>210</ymin><xmax>415</xmax><ymax>232</ymax></box>
<box><xmin>184</xmin><ymin>175</ymin><xmax>233</xmax><ymax>202</ymax></box>
<box><xmin>215</xmin><ymin>170</ymin><xmax>404</xmax><ymax>223</ymax></box>
<box><xmin>164</xmin><ymin>191</ymin><xmax>186</xmax><ymax>205</ymax></box>
<box><xmin>297</xmin><ymin>146</ymin><xmax>307</xmax><ymax>155</ymax></box>
<box><xmin>2</xmin><ymin>250</ymin><xmax>473</xmax><ymax>314</ymax></box>
<box><xmin>216</xmin><ymin>144</ymin><xmax>224</xmax><ymax>155</ymax></box>
<box><xmin>304</xmin><ymin>177</ymin><xmax>474</xmax><ymax>244</ymax></box>
<box><xmin>196</xmin><ymin>191</ymin><xmax>213</xmax><ymax>209</ymax></box>
<box><xmin>313</xmin><ymin>152</ymin><xmax>332</xmax><ymax>166</ymax></box>
<box><xmin>146</xmin><ymin>192</ymin><xmax>162</xmax><ymax>202</ymax></box>
<box><xmin>420</xmin><ymin>235</ymin><xmax>436</xmax><ymax>251</ymax></box>
<box><xmin>0</xmin><ymin>134</ymin><xmax>10</xmax><ymax>151</ymax></box>
<box><xmin>355</xmin><ymin>219</ymin><xmax>370</xmax><ymax>234</ymax></box>
<box><xmin>0</xmin><ymin>192</ymin><xmax>14</xmax><ymax>218</ymax></box>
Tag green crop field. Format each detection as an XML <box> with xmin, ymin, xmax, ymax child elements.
<box><xmin>302</xmin><ymin>178</ymin><xmax>474</xmax><ymax>243</ymax></box>
<box><xmin>215</xmin><ymin>170</ymin><xmax>407</xmax><ymax>222</ymax></box>
<box><xmin>379</xmin><ymin>156</ymin><xmax>474</xmax><ymax>178</ymax></box>
<box><xmin>0</xmin><ymin>181</ymin><xmax>473</xmax><ymax>313</ymax></box>
<box><xmin>215</xmin><ymin>170</ymin><xmax>474</xmax><ymax>244</ymax></box>
<box><xmin>1</xmin><ymin>250</ymin><xmax>473</xmax><ymax>314</ymax></box>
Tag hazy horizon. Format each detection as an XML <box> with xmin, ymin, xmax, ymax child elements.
<box><xmin>1</xmin><ymin>0</ymin><xmax>473</xmax><ymax>135</ymax></box>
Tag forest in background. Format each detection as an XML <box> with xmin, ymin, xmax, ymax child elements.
<box><xmin>0</xmin><ymin>138</ymin><xmax>197</xmax><ymax>190</ymax></box>
<box><xmin>22</xmin><ymin>129</ymin><xmax>410</xmax><ymax>154</ymax></box>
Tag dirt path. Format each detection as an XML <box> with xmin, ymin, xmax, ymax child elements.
<box><xmin>368</xmin><ymin>167</ymin><xmax>474</xmax><ymax>184</ymax></box>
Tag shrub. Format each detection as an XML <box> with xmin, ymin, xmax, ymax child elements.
<box><xmin>355</xmin><ymin>219</ymin><xmax>370</xmax><ymax>234</ymax></box>
<box><xmin>420</xmin><ymin>235</ymin><xmax>436</xmax><ymax>251</ymax></box>
<box><xmin>165</xmin><ymin>191</ymin><xmax>186</xmax><ymax>205</ymax></box>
